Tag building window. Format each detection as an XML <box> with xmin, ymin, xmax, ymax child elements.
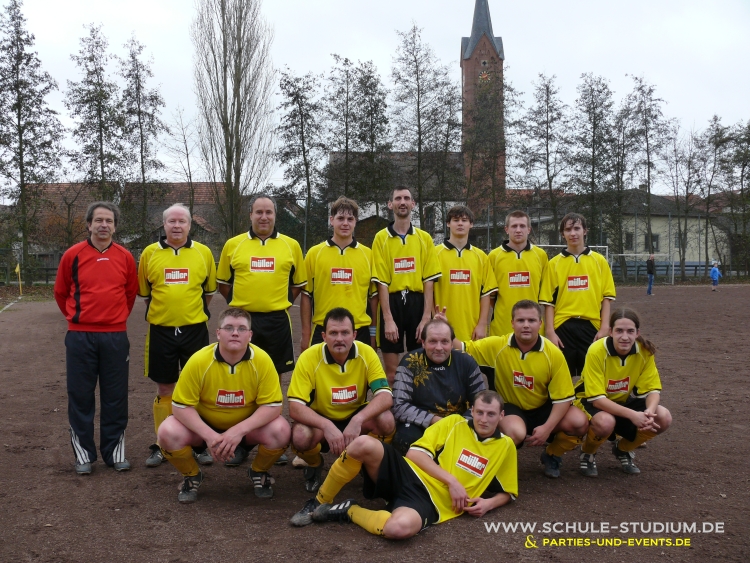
<box><xmin>645</xmin><ymin>234</ymin><xmax>659</xmax><ymax>252</ymax></box>
<box><xmin>625</xmin><ymin>233</ymin><xmax>634</xmax><ymax>251</ymax></box>
<box><xmin>674</xmin><ymin>232</ymin><xmax>681</xmax><ymax>249</ymax></box>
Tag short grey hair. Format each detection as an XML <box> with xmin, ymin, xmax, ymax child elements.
<box><xmin>249</xmin><ymin>193</ymin><xmax>277</xmax><ymax>214</ymax></box>
<box><xmin>163</xmin><ymin>203</ymin><xmax>192</xmax><ymax>224</ymax></box>
<box><xmin>86</xmin><ymin>201</ymin><xmax>120</xmax><ymax>227</ymax></box>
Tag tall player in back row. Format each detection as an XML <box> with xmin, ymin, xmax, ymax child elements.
<box><xmin>488</xmin><ymin>210</ymin><xmax>548</xmax><ymax>338</ymax></box>
<box><xmin>433</xmin><ymin>205</ymin><xmax>497</xmax><ymax>342</ymax></box>
<box><xmin>372</xmin><ymin>187</ymin><xmax>441</xmax><ymax>384</ymax></box>
<box><xmin>540</xmin><ymin>213</ymin><xmax>616</xmax><ymax>378</ymax></box>
<box><xmin>137</xmin><ymin>204</ymin><xmax>217</xmax><ymax>468</ymax></box>
<box><xmin>217</xmin><ymin>194</ymin><xmax>307</xmax><ymax>466</ymax></box>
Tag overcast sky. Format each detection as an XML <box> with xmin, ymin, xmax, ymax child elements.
<box><xmin>22</xmin><ymin>0</ymin><xmax>750</xmax><ymax>186</ymax></box>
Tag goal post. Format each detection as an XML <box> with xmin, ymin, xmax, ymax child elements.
<box><xmin>537</xmin><ymin>245</ymin><xmax>609</xmax><ymax>264</ymax></box>
<box><xmin>607</xmin><ymin>253</ymin><xmax>675</xmax><ymax>284</ymax></box>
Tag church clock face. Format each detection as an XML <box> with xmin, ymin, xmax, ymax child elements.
<box><xmin>478</xmin><ymin>70</ymin><xmax>491</xmax><ymax>83</ymax></box>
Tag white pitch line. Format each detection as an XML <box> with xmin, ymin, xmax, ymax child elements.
<box><xmin>0</xmin><ymin>296</ymin><xmax>22</xmax><ymax>314</ymax></box>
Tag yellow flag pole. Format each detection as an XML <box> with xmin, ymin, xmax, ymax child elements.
<box><xmin>15</xmin><ymin>264</ymin><xmax>22</xmax><ymax>296</ymax></box>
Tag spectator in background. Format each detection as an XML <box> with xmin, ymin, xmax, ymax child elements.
<box><xmin>710</xmin><ymin>261</ymin><xmax>722</xmax><ymax>292</ymax></box>
<box><xmin>646</xmin><ymin>254</ymin><xmax>655</xmax><ymax>296</ymax></box>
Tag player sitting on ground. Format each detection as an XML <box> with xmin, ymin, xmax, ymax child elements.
<box><xmin>290</xmin><ymin>390</ymin><xmax>517</xmax><ymax>539</ymax></box>
<box><xmin>439</xmin><ymin>300</ymin><xmax>588</xmax><ymax>478</ymax></box>
<box><xmin>574</xmin><ymin>308</ymin><xmax>672</xmax><ymax>476</ymax></box>
<box><xmin>157</xmin><ymin>308</ymin><xmax>291</xmax><ymax>503</ymax></box>
<box><xmin>392</xmin><ymin>318</ymin><xmax>487</xmax><ymax>455</ymax></box>
<box><xmin>288</xmin><ymin>307</ymin><xmax>395</xmax><ymax>493</ymax></box>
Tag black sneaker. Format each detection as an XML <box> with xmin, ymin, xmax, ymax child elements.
<box><xmin>178</xmin><ymin>471</ymin><xmax>204</xmax><ymax>504</ymax></box>
<box><xmin>290</xmin><ymin>498</ymin><xmax>320</xmax><ymax>527</ymax></box>
<box><xmin>193</xmin><ymin>447</ymin><xmax>214</xmax><ymax>466</ymax></box>
<box><xmin>275</xmin><ymin>453</ymin><xmax>289</xmax><ymax>466</ymax></box>
<box><xmin>146</xmin><ymin>445</ymin><xmax>164</xmax><ymax>468</ymax></box>
<box><xmin>248</xmin><ymin>468</ymin><xmax>275</xmax><ymax>499</ymax></box>
<box><xmin>313</xmin><ymin>499</ymin><xmax>357</xmax><ymax>523</ymax></box>
<box><xmin>224</xmin><ymin>445</ymin><xmax>248</xmax><ymax>467</ymax></box>
<box><xmin>540</xmin><ymin>451</ymin><xmax>562</xmax><ymax>478</ymax></box>
<box><xmin>612</xmin><ymin>441</ymin><xmax>641</xmax><ymax>474</ymax></box>
<box><xmin>303</xmin><ymin>456</ymin><xmax>324</xmax><ymax>492</ymax></box>
<box><xmin>579</xmin><ymin>453</ymin><xmax>598</xmax><ymax>477</ymax></box>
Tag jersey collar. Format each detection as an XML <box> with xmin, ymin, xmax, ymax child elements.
<box><xmin>509</xmin><ymin>333</ymin><xmax>544</xmax><ymax>353</ymax></box>
<box><xmin>500</xmin><ymin>240</ymin><xmax>531</xmax><ymax>253</ymax></box>
<box><xmin>326</xmin><ymin>237</ymin><xmax>358</xmax><ymax>250</ymax></box>
<box><xmin>443</xmin><ymin>240</ymin><xmax>472</xmax><ymax>253</ymax></box>
<box><xmin>605</xmin><ymin>336</ymin><xmax>639</xmax><ymax>358</ymax></box>
<box><xmin>323</xmin><ymin>341</ymin><xmax>359</xmax><ymax>365</ymax></box>
<box><xmin>386</xmin><ymin>221</ymin><xmax>414</xmax><ymax>237</ymax></box>
<box><xmin>561</xmin><ymin>247</ymin><xmax>591</xmax><ymax>258</ymax></box>
<box><xmin>248</xmin><ymin>228</ymin><xmax>279</xmax><ymax>240</ymax></box>
<box><xmin>86</xmin><ymin>238</ymin><xmax>113</xmax><ymax>253</ymax></box>
<box><xmin>158</xmin><ymin>236</ymin><xmax>194</xmax><ymax>250</ymax></box>
<box><xmin>419</xmin><ymin>348</ymin><xmax>453</xmax><ymax>368</ymax></box>
<box><xmin>468</xmin><ymin>418</ymin><xmax>501</xmax><ymax>441</ymax></box>
<box><xmin>214</xmin><ymin>343</ymin><xmax>253</xmax><ymax>365</ymax></box>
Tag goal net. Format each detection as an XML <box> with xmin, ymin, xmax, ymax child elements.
<box><xmin>608</xmin><ymin>253</ymin><xmax>675</xmax><ymax>284</ymax></box>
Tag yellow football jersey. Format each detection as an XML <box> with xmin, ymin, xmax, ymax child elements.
<box><xmin>540</xmin><ymin>248</ymin><xmax>616</xmax><ymax>330</ymax></box>
<box><xmin>138</xmin><ymin>238</ymin><xmax>217</xmax><ymax>326</ymax></box>
<box><xmin>463</xmin><ymin>334</ymin><xmax>574</xmax><ymax>410</ymax></box>
<box><xmin>488</xmin><ymin>242</ymin><xmax>548</xmax><ymax>337</ymax></box>
<box><xmin>434</xmin><ymin>242</ymin><xmax>498</xmax><ymax>342</ymax></box>
<box><xmin>372</xmin><ymin>223</ymin><xmax>441</xmax><ymax>293</ymax></box>
<box><xmin>575</xmin><ymin>337</ymin><xmax>661</xmax><ymax>406</ymax></box>
<box><xmin>303</xmin><ymin>239</ymin><xmax>376</xmax><ymax>329</ymax></box>
<box><xmin>408</xmin><ymin>414</ymin><xmax>518</xmax><ymax>523</ymax></box>
<box><xmin>288</xmin><ymin>342</ymin><xmax>391</xmax><ymax>421</ymax></box>
<box><xmin>217</xmin><ymin>229</ymin><xmax>306</xmax><ymax>313</ymax></box>
<box><xmin>172</xmin><ymin>343</ymin><xmax>282</xmax><ymax>431</ymax></box>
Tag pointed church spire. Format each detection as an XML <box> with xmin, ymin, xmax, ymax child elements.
<box><xmin>461</xmin><ymin>0</ymin><xmax>504</xmax><ymax>60</ymax></box>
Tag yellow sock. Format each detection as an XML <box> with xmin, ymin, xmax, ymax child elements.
<box><xmin>292</xmin><ymin>443</ymin><xmax>323</xmax><ymax>467</ymax></box>
<box><xmin>617</xmin><ymin>430</ymin><xmax>656</xmax><ymax>452</ymax></box>
<box><xmin>316</xmin><ymin>451</ymin><xmax>363</xmax><ymax>505</ymax></box>
<box><xmin>153</xmin><ymin>395</ymin><xmax>172</xmax><ymax>436</ymax></box>
<box><xmin>546</xmin><ymin>432</ymin><xmax>582</xmax><ymax>457</ymax></box>
<box><xmin>251</xmin><ymin>446</ymin><xmax>286</xmax><ymax>472</ymax></box>
<box><xmin>348</xmin><ymin>506</ymin><xmax>390</xmax><ymax>537</ymax></box>
<box><xmin>581</xmin><ymin>427</ymin><xmax>609</xmax><ymax>455</ymax></box>
<box><xmin>367</xmin><ymin>430</ymin><xmax>395</xmax><ymax>445</ymax></box>
<box><xmin>161</xmin><ymin>445</ymin><xmax>200</xmax><ymax>477</ymax></box>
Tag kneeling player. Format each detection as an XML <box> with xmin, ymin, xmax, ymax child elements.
<box><xmin>290</xmin><ymin>391</ymin><xmax>517</xmax><ymax>539</ymax></box>
<box><xmin>157</xmin><ymin>308</ymin><xmax>291</xmax><ymax>503</ymax></box>
<box><xmin>288</xmin><ymin>308</ymin><xmax>395</xmax><ymax>493</ymax></box>
<box><xmin>574</xmin><ymin>308</ymin><xmax>672</xmax><ymax>476</ymax></box>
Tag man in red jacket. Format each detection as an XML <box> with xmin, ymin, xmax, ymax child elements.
<box><xmin>54</xmin><ymin>202</ymin><xmax>138</xmax><ymax>475</ymax></box>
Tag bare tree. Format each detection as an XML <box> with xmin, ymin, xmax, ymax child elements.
<box><xmin>322</xmin><ymin>54</ymin><xmax>356</xmax><ymax>197</ymax></box>
<box><xmin>164</xmin><ymin>106</ymin><xmax>198</xmax><ymax>217</ymax></box>
<box><xmin>192</xmin><ymin>0</ymin><xmax>275</xmax><ymax>238</ymax></box>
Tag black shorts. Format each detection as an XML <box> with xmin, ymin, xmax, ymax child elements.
<box><xmin>145</xmin><ymin>323</ymin><xmax>209</xmax><ymax>384</ymax></box>
<box><xmin>378</xmin><ymin>290</ymin><xmax>424</xmax><ymax>354</ymax></box>
<box><xmin>504</xmin><ymin>400</ymin><xmax>554</xmax><ymax>447</ymax></box>
<box><xmin>198</xmin><ymin>418</ymin><xmax>257</xmax><ymax>451</ymax></box>
<box><xmin>310</xmin><ymin>324</ymin><xmax>371</xmax><ymax>347</ymax></box>
<box><xmin>318</xmin><ymin>405</ymin><xmax>367</xmax><ymax>453</ymax></box>
<box><xmin>555</xmin><ymin>318</ymin><xmax>597</xmax><ymax>377</ymax></box>
<box><xmin>579</xmin><ymin>396</ymin><xmax>648</xmax><ymax>442</ymax></box>
<box><xmin>249</xmin><ymin>310</ymin><xmax>295</xmax><ymax>374</ymax></box>
<box><xmin>392</xmin><ymin>422</ymin><xmax>426</xmax><ymax>456</ymax></box>
<box><xmin>363</xmin><ymin>442</ymin><xmax>438</xmax><ymax>529</ymax></box>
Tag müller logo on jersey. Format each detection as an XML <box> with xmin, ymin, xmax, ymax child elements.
<box><xmin>394</xmin><ymin>257</ymin><xmax>416</xmax><ymax>273</ymax></box>
<box><xmin>331</xmin><ymin>268</ymin><xmax>353</xmax><ymax>284</ymax></box>
<box><xmin>567</xmin><ymin>275</ymin><xmax>589</xmax><ymax>291</ymax></box>
<box><xmin>164</xmin><ymin>268</ymin><xmax>189</xmax><ymax>284</ymax></box>
<box><xmin>216</xmin><ymin>389</ymin><xmax>245</xmax><ymax>407</ymax></box>
<box><xmin>331</xmin><ymin>385</ymin><xmax>358</xmax><ymax>404</ymax></box>
<box><xmin>456</xmin><ymin>449</ymin><xmax>488</xmax><ymax>477</ymax></box>
<box><xmin>513</xmin><ymin>371</ymin><xmax>534</xmax><ymax>391</ymax></box>
<box><xmin>250</xmin><ymin>257</ymin><xmax>275</xmax><ymax>272</ymax></box>
<box><xmin>508</xmin><ymin>271</ymin><xmax>530</xmax><ymax>287</ymax></box>
<box><xmin>449</xmin><ymin>269</ymin><xmax>471</xmax><ymax>284</ymax></box>
<box><xmin>607</xmin><ymin>377</ymin><xmax>630</xmax><ymax>394</ymax></box>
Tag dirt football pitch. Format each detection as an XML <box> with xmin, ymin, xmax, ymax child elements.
<box><xmin>0</xmin><ymin>285</ymin><xmax>747</xmax><ymax>562</ymax></box>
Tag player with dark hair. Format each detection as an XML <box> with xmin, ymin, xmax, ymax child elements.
<box><xmin>574</xmin><ymin>308</ymin><xmax>672</xmax><ymax>476</ymax></box>
<box><xmin>157</xmin><ymin>308</ymin><xmax>291</xmax><ymax>502</ymax></box>
<box><xmin>391</xmin><ymin>318</ymin><xmax>487</xmax><ymax>454</ymax></box>
<box><xmin>488</xmin><ymin>210</ymin><xmax>548</xmax><ymax>337</ymax></box>
<box><xmin>288</xmin><ymin>307</ymin><xmax>395</xmax><ymax>493</ymax></box>
<box><xmin>440</xmin><ymin>300</ymin><xmax>588</xmax><ymax>478</ymax></box>
<box><xmin>138</xmin><ymin>203</ymin><xmax>218</xmax><ymax>468</ymax></box>
<box><xmin>217</xmin><ymin>194</ymin><xmax>306</xmax><ymax>466</ymax></box>
<box><xmin>54</xmin><ymin>201</ymin><xmax>138</xmax><ymax>474</ymax></box>
<box><xmin>372</xmin><ymin>187</ymin><xmax>441</xmax><ymax>384</ymax></box>
<box><xmin>300</xmin><ymin>196</ymin><xmax>377</xmax><ymax>350</ymax></box>
<box><xmin>434</xmin><ymin>205</ymin><xmax>497</xmax><ymax>342</ymax></box>
<box><xmin>290</xmin><ymin>390</ymin><xmax>517</xmax><ymax>538</ymax></box>
<box><xmin>540</xmin><ymin>212</ymin><xmax>616</xmax><ymax>378</ymax></box>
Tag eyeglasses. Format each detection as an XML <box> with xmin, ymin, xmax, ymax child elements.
<box><xmin>219</xmin><ymin>325</ymin><xmax>250</xmax><ymax>334</ymax></box>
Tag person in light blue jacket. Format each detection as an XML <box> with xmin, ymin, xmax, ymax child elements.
<box><xmin>710</xmin><ymin>261</ymin><xmax>722</xmax><ymax>291</ymax></box>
